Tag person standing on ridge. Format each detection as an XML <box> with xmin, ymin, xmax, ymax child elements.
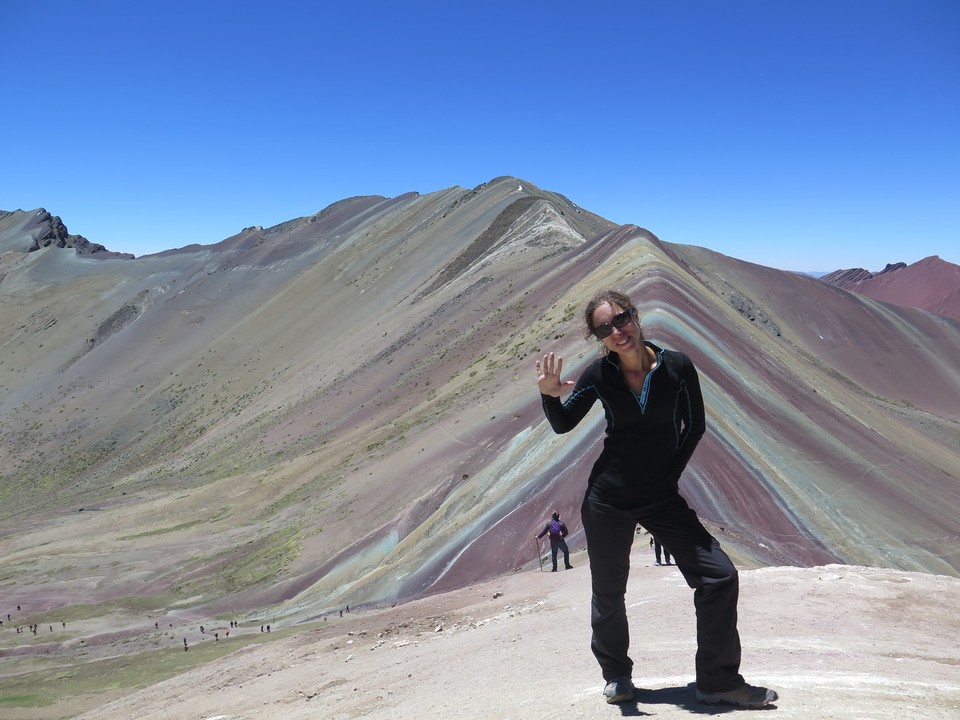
<box><xmin>653</xmin><ymin>536</ymin><xmax>672</xmax><ymax>566</ymax></box>
<box><xmin>535</xmin><ymin>288</ymin><xmax>778</xmax><ymax>708</ymax></box>
<box><xmin>537</xmin><ymin>511</ymin><xmax>573</xmax><ymax>571</ymax></box>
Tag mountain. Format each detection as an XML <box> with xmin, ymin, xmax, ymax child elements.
<box><xmin>1</xmin><ymin>177</ymin><xmax>959</xmax><ymax>715</ymax></box>
<box><xmin>0</xmin><ymin>208</ymin><xmax>135</xmax><ymax>259</ymax></box>
<box><xmin>821</xmin><ymin>256</ymin><xmax>960</xmax><ymax>320</ymax></box>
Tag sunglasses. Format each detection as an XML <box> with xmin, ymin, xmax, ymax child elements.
<box><xmin>593</xmin><ymin>308</ymin><xmax>637</xmax><ymax>339</ymax></box>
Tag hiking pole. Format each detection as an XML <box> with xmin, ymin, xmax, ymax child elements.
<box><xmin>535</xmin><ymin>537</ymin><xmax>544</xmax><ymax>571</ymax></box>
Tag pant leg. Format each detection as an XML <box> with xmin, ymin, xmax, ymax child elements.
<box><xmin>560</xmin><ymin>540</ymin><xmax>571</xmax><ymax>567</ymax></box>
<box><xmin>550</xmin><ymin>542</ymin><xmax>559</xmax><ymax>570</ymax></box>
<box><xmin>581</xmin><ymin>493</ymin><xmax>638</xmax><ymax>681</ymax></box>
<box><xmin>654</xmin><ymin>539</ymin><xmax>663</xmax><ymax>563</ymax></box>
<box><xmin>638</xmin><ymin>494</ymin><xmax>744</xmax><ymax>692</ymax></box>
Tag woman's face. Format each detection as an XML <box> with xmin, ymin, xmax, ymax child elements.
<box><xmin>592</xmin><ymin>302</ymin><xmax>642</xmax><ymax>353</ymax></box>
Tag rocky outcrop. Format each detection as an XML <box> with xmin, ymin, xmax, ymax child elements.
<box><xmin>820</xmin><ymin>262</ymin><xmax>908</xmax><ymax>287</ymax></box>
<box><xmin>18</xmin><ymin>208</ymin><xmax>135</xmax><ymax>258</ymax></box>
<box><xmin>820</xmin><ymin>267</ymin><xmax>873</xmax><ymax>285</ymax></box>
<box><xmin>729</xmin><ymin>292</ymin><xmax>781</xmax><ymax>336</ymax></box>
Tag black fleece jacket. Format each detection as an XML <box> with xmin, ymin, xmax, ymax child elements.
<box><xmin>541</xmin><ymin>342</ymin><xmax>706</xmax><ymax>505</ymax></box>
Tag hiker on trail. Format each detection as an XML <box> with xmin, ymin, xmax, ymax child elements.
<box><xmin>535</xmin><ymin>288</ymin><xmax>777</xmax><ymax>709</ymax></box>
<box><xmin>536</xmin><ymin>511</ymin><xmax>573</xmax><ymax>571</ymax></box>
<box><xmin>653</xmin><ymin>536</ymin><xmax>672</xmax><ymax>566</ymax></box>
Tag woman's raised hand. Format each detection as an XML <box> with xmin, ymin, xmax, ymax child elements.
<box><xmin>536</xmin><ymin>352</ymin><xmax>574</xmax><ymax>397</ymax></box>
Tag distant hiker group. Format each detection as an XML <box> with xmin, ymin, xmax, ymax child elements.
<box><xmin>1</xmin><ymin>604</ymin><xmax>66</xmax><ymax>636</ymax></box>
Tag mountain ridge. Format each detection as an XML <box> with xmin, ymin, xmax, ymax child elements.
<box><xmin>820</xmin><ymin>255</ymin><xmax>960</xmax><ymax>320</ymax></box>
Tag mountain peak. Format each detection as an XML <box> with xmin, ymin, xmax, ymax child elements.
<box><xmin>0</xmin><ymin>208</ymin><xmax>134</xmax><ymax>258</ymax></box>
<box><xmin>820</xmin><ymin>255</ymin><xmax>960</xmax><ymax>319</ymax></box>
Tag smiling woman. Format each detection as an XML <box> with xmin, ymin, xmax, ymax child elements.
<box><xmin>535</xmin><ymin>286</ymin><xmax>778</xmax><ymax>708</ymax></box>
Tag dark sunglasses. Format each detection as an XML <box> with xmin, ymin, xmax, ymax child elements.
<box><xmin>593</xmin><ymin>307</ymin><xmax>637</xmax><ymax>339</ymax></box>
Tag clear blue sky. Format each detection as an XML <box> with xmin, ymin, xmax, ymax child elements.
<box><xmin>2</xmin><ymin>0</ymin><xmax>957</xmax><ymax>271</ymax></box>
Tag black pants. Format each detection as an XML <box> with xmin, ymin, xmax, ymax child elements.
<box><xmin>581</xmin><ymin>491</ymin><xmax>744</xmax><ymax>692</ymax></box>
<box><xmin>550</xmin><ymin>539</ymin><xmax>571</xmax><ymax>570</ymax></box>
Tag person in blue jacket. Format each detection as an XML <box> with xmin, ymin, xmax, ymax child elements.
<box><xmin>536</xmin><ymin>510</ymin><xmax>573</xmax><ymax>571</ymax></box>
<box><xmin>535</xmin><ymin>288</ymin><xmax>777</xmax><ymax>709</ymax></box>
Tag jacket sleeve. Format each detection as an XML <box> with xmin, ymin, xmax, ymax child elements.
<box><xmin>541</xmin><ymin>371</ymin><xmax>598</xmax><ymax>433</ymax></box>
<box><xmin>668</xmin><ymin>354</ymin><xmax>706</xmax><ymax>481</ymax></box>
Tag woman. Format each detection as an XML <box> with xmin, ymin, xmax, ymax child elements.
<box><xmin>536</xmin><ymin>288</ymin><xmax>777</xmax><ymax>708</ymax></box>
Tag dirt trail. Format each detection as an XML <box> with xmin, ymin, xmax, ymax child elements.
<box><xmin>41</xmin><ymin>548</ymin><xmax>959</xmax><ymax>720</ymax></box>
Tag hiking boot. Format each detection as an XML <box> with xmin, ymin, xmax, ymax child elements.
<box><xmin>696</xmin><ymin>683</ymin><xmax>778</xmax><ymax>708</ymax></box>
<box><xmin>602</xmin><ymin>677</ymin><xmax>636</xmax><ymax>704</ymax></box>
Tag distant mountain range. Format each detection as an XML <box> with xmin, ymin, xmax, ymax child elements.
<box><xmin>820</xmin><ymin>257</ymin><xmax>960</xmax><ymax>320</ymax></box>
<box><xmin>1</xmin><ymin>177</ymin><xmax>958</xmax><ymax>639</ymax></box>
